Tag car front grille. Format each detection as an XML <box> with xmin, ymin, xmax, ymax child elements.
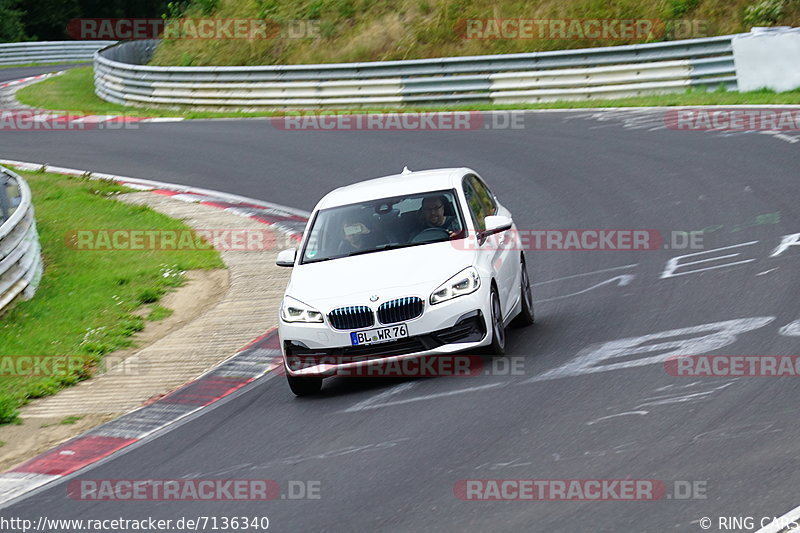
<box><xmin>377</xmin><ymin>297</ymin><xmax>424</xmax><ymax>324</ymax></box>
<box><xmin>328</xmin><ymin>306</ymin><xmax>374</xmax><ymax>330</ymax></box>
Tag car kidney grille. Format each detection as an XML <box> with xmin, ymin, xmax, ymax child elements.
<box><xmin>377</xmin><ymin>297</ymin><xmax>424</xmax><ymax>324</ymax></box>
<box><xmin>328</xmin><ymin>306</ymin><xmax>374</xmax><ymax>330</ymax></box>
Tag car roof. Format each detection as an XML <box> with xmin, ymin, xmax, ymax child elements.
<box><xmin>314</xmin><ymin>167</ymin><xmax>473</xmax><ymax>210</ymax></box>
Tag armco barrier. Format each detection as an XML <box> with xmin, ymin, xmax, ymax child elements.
<box><xmin>0</xmin><ymin>41</ymin><xmax>115</xmax><ymax>66</ymax></box>
<box><xmin>94</xmin><ymin>34</ymin><xmax>742</xmax><ymax>110</ymax></box>
<box><xmin>0</xmin><ymin>166</ymin><xmax>43</xmax><ymax>315</ymax></box>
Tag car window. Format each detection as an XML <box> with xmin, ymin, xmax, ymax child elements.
<box><xmin>463</xmin><ymin>178</ymin><xmax>487</xmax><ymax>232</ymax></box>
<box><xmin>300</xmin><ymin>189</ymin><xmax>464</xmax><ymax>264</ymax></box>
<box><xmin>469</xmin><ymin>175</ymin><xmax>497</xmax><ymax>217</ymax></box>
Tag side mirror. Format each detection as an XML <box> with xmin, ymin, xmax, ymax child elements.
<box><xmin>276</xmin><ymin>248</ymin><xmax>297</xmax><ymax>267</ymax></box>
<box><xmin>484</xmin><ymin>215</ymin><xmax>513</xmax><ymax>235</ymax></box>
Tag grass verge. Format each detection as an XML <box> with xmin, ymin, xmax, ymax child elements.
<box><xmin>0</xmin><ymin>169</ymin><xmax>224</xmax><ymax>424</ymax></box>
<box><xmin>15</xmin><ymin>66</ymin><xmax>800</xmax><ymax>119</ymax></box>
<box><xmin>150</xmin><ymin>0</ymin><xmax>800</xmax><ymax>66</ymax></box>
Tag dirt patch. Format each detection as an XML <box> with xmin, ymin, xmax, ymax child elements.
<box><xmin>109</xmin><ymin>269</ymin><xmax>229</xmax><ymax>362</ymax></box>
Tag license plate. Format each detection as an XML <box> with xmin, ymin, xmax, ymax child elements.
<box><xmin>351</xmin><ymin>324</ymin><xmax>408</xmax><ymax>346</ymax></box>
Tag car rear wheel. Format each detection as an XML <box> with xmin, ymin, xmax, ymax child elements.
<box><xmin>486</xmin><ymin>287</ymin><xmax>506</xmax><ymax>356</ymax></box>
<box><xmin>287</xmin><ymin>374</ymin><xmax>323</xmax><ymax>396</ymax></box>
<box><xmin>512</xmin><ymin>256</ymin><xmax>534</xmax><ymax>327</ymax></box>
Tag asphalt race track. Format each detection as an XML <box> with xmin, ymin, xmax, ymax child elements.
<box><xmin>0</xmin><ymin>64</ymin><xmax>88</xmax><ymax>84</ymax></box>
<box><xmin>1</xmin><ymin>98</ymin><xmax>799</xmax><ymax>531</ymax></box>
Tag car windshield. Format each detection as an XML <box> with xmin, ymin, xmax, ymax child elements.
<box><xmin>300</xmin><ymin>189</ymin><xmax>465</xmax><ymax>264</ymax></box>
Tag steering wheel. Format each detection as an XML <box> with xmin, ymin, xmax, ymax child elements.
<box><xmin>411</xmin><ymin>226</ymin><xmax>450</xmax><ymax>243</ymax></box>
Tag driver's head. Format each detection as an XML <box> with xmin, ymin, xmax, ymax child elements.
<box><xmin>422</xmin><ymin>195</ymin><xmax>447</xmax><ymax>227</ymax></box>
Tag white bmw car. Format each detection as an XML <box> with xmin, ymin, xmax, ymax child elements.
<box><xmin>276</xmin><ymin>167</ymin><xmax>534</xmax><ymax>396</ymax></box>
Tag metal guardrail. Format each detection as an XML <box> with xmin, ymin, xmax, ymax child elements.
<box><xmin>94</xmin><ymin>34</ymin><xmax>742</xmax><ymax>109</ymax></box>
<box><xmin>0</xmin><ymin>166</ymin><xmax>43</xmax><ymax>315</ymax></box>
<box><xmin>0</xmin><ymin>41</ymin><xmax>115</xmax><ymax>66</ymax></box>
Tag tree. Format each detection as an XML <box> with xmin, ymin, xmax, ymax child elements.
<box><xmin>0</xmin><ymin>0</ymin><xmax>28</xmax><ymax>42</ymax></box>
<box><xmin>19</xmin><ymin>0</ymin><xmax>80</xmax><ymax>40</ymax></box>
<box><xmin>16</xmin><ymin>0</ymin><xmax>172</xmax><ymax>41</ymax></box>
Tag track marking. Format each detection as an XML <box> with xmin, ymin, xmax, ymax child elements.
<box><xmin>538</xmin><ymin>274</ymin><xmax>634</xmax><ymax>303</ymax></box>
<box><xmin>524</xmin><ymin>316</ymin><xmax>775</xmax><ymax>383</ymax></box>
<box><xmin>634</xmin><ymin>382</ymin><xmax>735</xmax><ymax>408</ymax></box>
<box><xmin>654</xmin><ymin>382</ymin><xmax>703</xmax><ymax>392</ymax></box>
<box><xmin>533</xmin><ymin>264</ymin><xmax>638</xmax><ymax>286</ymax></box>
<box><xmin>779</xmin><ymin>320</ymin><xmax>800</xmax><ymax>337</ymax></box>
<box><xmin>342</xmin><ymin>382</ymin><xmax>507</xmax><ymax>412</ymax></box>
<box><xmin>755</xmin><ymin>504</ymin><xmax>800</xmax><ymax>533</ymax></box>
<box><xmin>586</xmin><ymin>411</ymin><xmax>648</xmax><ymax>425</ymax></box>
<box><xmin>758</xmin><ymin>130</ymin><xmax>800</xmax><ymax>144</ymax></box>
<box><xmin>660</xmin><ymin>241</ymin><xmax>758</xmax><ymax>279</ymax></box>
<box><xmin>474</xmin><ymin>458</ymin><xmax>533</xmax><ymax>470</ymax></box>
<box><xmin>342</xmin><ymin>382</ymin><xmax>418</xmax><ymax>412</ymax></box>
<box><xmin>141</xmin><ymin>117</ymin><xmax>185</xmax><ymax>123</ymax></box>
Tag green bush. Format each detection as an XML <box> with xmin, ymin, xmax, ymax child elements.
<box><xmin>0</xmin><ymin>394</ymin><xmax>20</xmax><ymax>424</ymax></box>
<box><xmin>744</xmin><ymin>0</ymin><xmax>789</xmax><ymax>25</ymax></box>
<box><xmin>666</xmin><ymin>0</ymin><xmax>701</xmax><ymax>17</ymax></box>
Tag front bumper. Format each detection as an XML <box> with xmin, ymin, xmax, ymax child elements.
<box><xmin>282</xmin><ymin>310</ymin><xmax>488</xmax><ymax>377</ymax></box>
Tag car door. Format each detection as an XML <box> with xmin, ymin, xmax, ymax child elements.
<box><xmin>462</xmin><ymin>174</ymin><xmax>518</xmax><ymax>319</ymax></box>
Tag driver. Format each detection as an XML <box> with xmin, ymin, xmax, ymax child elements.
<box><xmin>420</xmin><ymin>195</ymin><xmax>459</xmax><ymax>236</ymax></box>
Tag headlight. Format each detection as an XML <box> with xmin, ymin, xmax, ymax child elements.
<box><xmin>281</xmin><ymin>296</ymin><xmax>324</xmax><ymax>323</ymax></box>
<box><xmin>430</xmin><ymin>267</ymin><xmax>481</xmax><ymax>305</ymax></box>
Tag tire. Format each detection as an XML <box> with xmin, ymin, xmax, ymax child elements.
<box><xmin>486</xmin><ymin>286</ymin><xmax>506</xmax><ymax>356</ymax></box>
<box><xmin>286</xmin><ymin>374</ymin><xmax>323</xmax><ymax>396</ymax></box>
<box><xmin>511</xmin><ymin>257</ymin><xmax>534</xmax><ymax>327</ymax></box>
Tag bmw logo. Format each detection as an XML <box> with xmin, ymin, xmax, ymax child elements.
<box><xmin>370</xmin><ymin>295</ymin><xmax>379</xmax><ymax>302</ymax></box>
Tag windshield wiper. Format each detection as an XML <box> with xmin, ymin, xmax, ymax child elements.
<box><xmin>346</xmin><ymin>243</ymin><xmax>414</xmax><ymax>257</ymax></box>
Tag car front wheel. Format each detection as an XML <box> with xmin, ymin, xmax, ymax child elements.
<box><xmin>512</xmin><ymin>256</ymin><xmax>534</xmax><ymax>327</ymax></box>
<box><xmin>286</xmin><ymin>374</ymin><xmax>323</xmax><ymax>396</ymax></box>
<box><xmin>486</xmin><ymin>287</ymin><xmax>506</xmax><ymax>356</ymax></box>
